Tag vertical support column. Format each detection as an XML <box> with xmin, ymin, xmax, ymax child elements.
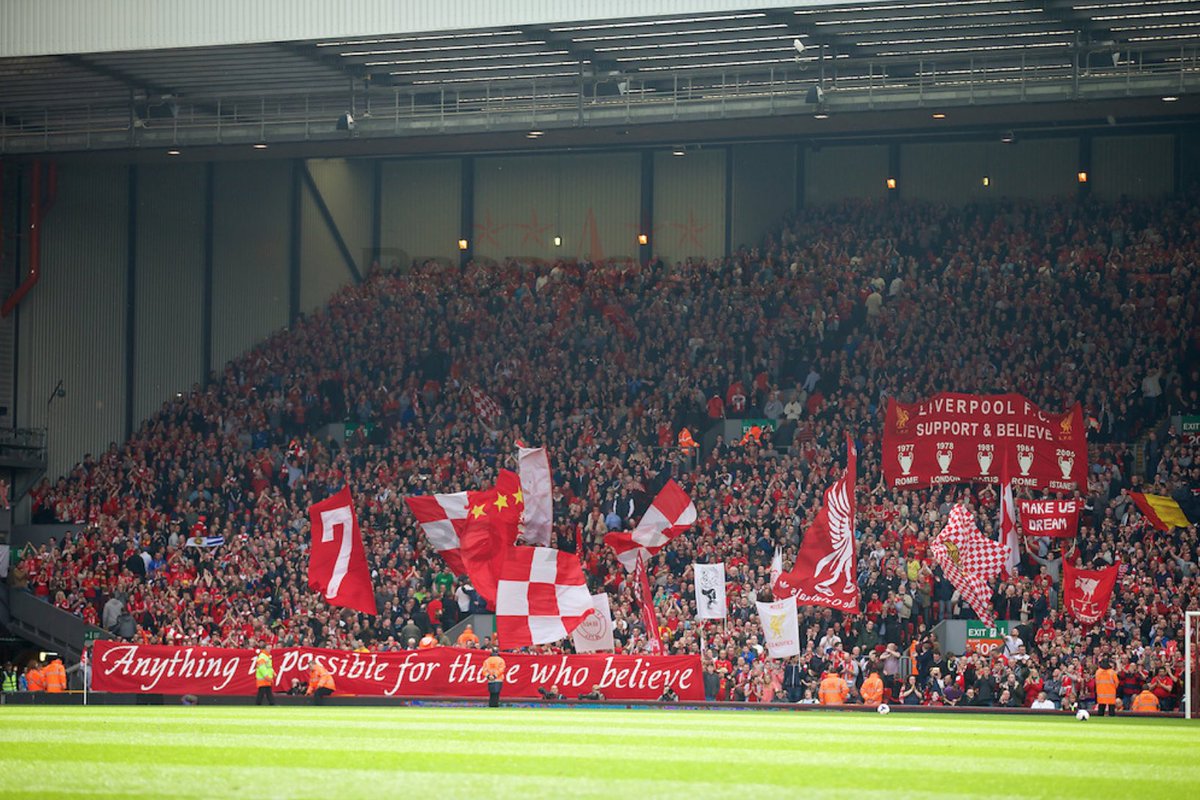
<box><xmin>371</xmin><ymin>158</ymin><xmax>383</xmax><ymax>270</ymax></box>
<box><xmin>289</xmin><ymin>159</ymin><xmax>302</xmax><ymax>323</ymax></box>
<box><xmin>202</xmin><ymin>163</ymin><xmax>214</xmax><ymax>383</ymax></box>
<box><xmin>11</xmin><ymin>168</ymin><xmax>24</xmax><ymax>428</ymax></box>
<box><xmin>639</xmin><ymin>150</ymin><xmax>653</xmax><ymax>264</ymax></box>
<box><xmin>124</xmin><ymin>164</ymin><xmax>137</xmax><ymax>439</ymax></box>
<box><xmin>460</xmin><ymin>156</ymin><xmax>475</xmax><ymax>268</ymax></box>
<box><xmin>724</xmin><ymin>146</ymin><xmax>734</xmax><ymax>256</ymax></box>
<box><xmin>1078</xmin><ymin>133</ymin><xmax>1093</xmax><ymax>201</ymax></box>
<box><xmin>1173</xmin><ymin>131</ymin><xmax>1182</xmax><ymax>196</ymax></box>
<box><xmin>888</xmin><ymin>142</ymin><xmax>901</xmax><ymax>202</ymax></box>
<box><xmin>794</xmin><ymin>142</ymin><xmax>806</xmax><ymax>212</ymax></box>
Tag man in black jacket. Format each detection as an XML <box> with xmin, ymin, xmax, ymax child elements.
<box><xmin>783</xmin><ymin>658</ymin><xmax>804</xmax><ymax>703</ymax></box>
<box><xmin>975</xmin><ymin>667</ymin><xmax>999</xmax><ymax>707</ymax></box>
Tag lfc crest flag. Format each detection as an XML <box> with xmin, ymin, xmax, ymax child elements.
<box><xmin>1062</xmin><ymin>559</ymin><xmax>1119</xmax><ymax>625</ymax></box>
<box><xmin>755</xmin><ymin>597</ymin><xmax>801</xmax><ymax>659</ymax></box>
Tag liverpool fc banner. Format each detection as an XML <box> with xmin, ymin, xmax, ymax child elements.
<box><xmin>883</xmin><ymin>393</ymin><xmax>1086</xmax><ymax>491</ymax></box>
<box><xmin>91</xmin><ymin>641</ymin><xmax>703</xmax><ymax>700</ymax></box>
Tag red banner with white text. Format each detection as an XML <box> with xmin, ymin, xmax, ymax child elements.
<box><xmin>91</xmin><ymin>641</ymin><xmax>702</xmax><ymax>700</ymax></box>
<box><xmin>1017</xmin><ymin>499</ymin><xmax>1081</xmax><ymax>538</ymax></box>
<box><xmin>883</xmin><ymin>393</ymin><xmax>1086</xmax><ymax>491</ymax></box>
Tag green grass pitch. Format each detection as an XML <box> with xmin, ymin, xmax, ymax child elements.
<box><xmin>1</xmin><ymin>705</ymin><xmax>1198</xmax><ymax>798</ymax></box>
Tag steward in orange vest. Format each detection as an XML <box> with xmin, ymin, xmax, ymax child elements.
<box><xmin>456</xmin><ymin>625</ymin><xmax>480</xmax><ymax>648</ymax></box>
<box><xmin>25</xmin><ymin>663</ymin><xmax>46</xmax><ymax>693</ymax></box>
<box><xmin>307</xmin><ymin>661</ymin><xmax>336</xmax><ymax>705</ymax></box>
<box><xmin>678</xmin><ymin>428</ymin><xmax>697</xmax><ymax>454</ymax></box>
<box><xmin>1131</xmin><ymin>688</ymin><xmax>1160</xmax><ymax>713</ymax></box>
<box><xmin>860</xmin><ymin>671</ymin><xmax>884</xmax><ymax>707</ymax></box>
<box><xmin>819</xmin><ymin>671</ymin><xmax>849</xmax><ymax>705</ymax></box>
<box><xmin>1095</xmin><ymin>663</ymin><xmax>1119</xmax><ymax>715</ymax></box>
<box><xmin>43</xmin><ymin>658</ymin><xmax>67</xmax><ymax>693</ymax></box>
<box><xmin>483</xmin><ymin>648</ymin><xmax>507</xmax><ymax>708</ymax></box>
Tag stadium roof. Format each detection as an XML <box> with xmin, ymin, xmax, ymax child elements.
<box><xmin>1</xmin><ymin>0</ymin><xmax>1198</xmax><ymax>155</ymax></box>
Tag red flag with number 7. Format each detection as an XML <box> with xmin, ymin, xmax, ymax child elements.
<box><xmin>308</xmin><ymin>487</ymin><xmax>378</xmax><ymax>615</ymax></box>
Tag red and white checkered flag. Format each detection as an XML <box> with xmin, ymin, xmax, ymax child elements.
<box><xmin>930</xmin><ymin>504</ymin><xmax>1006</xmax><ymax>627</ymax></box>
<box><xmin>495</xmin><ymin>547</ymin><xmax>593</xmax><ymax>648</ymax></box>
<box><xmin>465</xmin><ymin>384</ymin><xmax>503</xmax><ymax>427</ymax></box>
<box><xmin>604</xmin><ymin>480</ymin><xmax>696</xmax><ymax>571</ymax></box>
<box><xmin>404</xmin><ymin>492</ymin><xmax>469</xmax><ymax>575</ymax></box>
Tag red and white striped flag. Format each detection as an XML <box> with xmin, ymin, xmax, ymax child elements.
<box><xmin>604</xmin><ymin>480</ymin><xmax>696</xmax><ymax>571</ymax></box>
<box><xmin>930</xmin><ymin>504</ymin><xmax>1007</xmax><ymax>627</ymax></box>
<box><xmin>495</xmin><ymin>547</ymin><xmax>593</xmax><ymax>648</ymax></box>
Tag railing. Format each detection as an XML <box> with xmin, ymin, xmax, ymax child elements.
<box><xmin>3</xmin><ymin>45</ymin><xmax>1198</xmax><ymax>153</ymax></box>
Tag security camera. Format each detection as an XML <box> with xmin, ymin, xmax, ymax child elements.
<box><xmin>793</xmin><ymin>38</ymin><xmax>806</xmax><ymax>55</ymax></box>
<box><xmin>336</xmin><ymin>112</ymin><xmax>356</xmax><ymax>131</ymax></box>
<box><xmin>805</xmin><ymin>85</ymin><xmax>824</xmax><ymax>104</ymax></box>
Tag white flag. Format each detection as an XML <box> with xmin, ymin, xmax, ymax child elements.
<box><xmin>517</xmin><ymin>446</ymin><xmax>554</xmax><ymax>547</ymax></box>
<box><xmin>770</xmin><ymin>547</ymin><xmax>783</xmax><ymax>591</ymax></box>
<box><xmin>755</xmin><ymin>597</ymin><xmax>801</xmax><ymax>659</ymax></box>
<box><xmin>693</xmin><ymin>563</ymin><xmax>727</xmax><ymax>619</ymax></box>
<box><xmin>571</xmin><ymin>593</ymin><xmax>615</xmax><ymax>653</ymax></box>
<box><xmin>185</xmin><ymin>536</ymin><xmax>225</xmax><ymax>548</ymax></box>
<box><xmin>1000</xmin><ymin>480</ymin><xmax>1019</xmax><ymax>576</ymax></box>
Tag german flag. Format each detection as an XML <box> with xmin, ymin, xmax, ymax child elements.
<box><xmin>1130</xmin><ymin>490</ymin><xmax>1200</xmax><ymax>531</ymax></box>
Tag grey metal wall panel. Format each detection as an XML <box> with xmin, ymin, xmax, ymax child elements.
<box><xmin>731</xmin><ymin>143</ymin><xmax>794</xmax><ymax>250</ymax></box>
<box><xmin>134</xmin><ymin>163</ymin><xmax>205</xmax><ymax>424</ymax></box>
<box><xmin>300</xmin><ymin>186</ymin><xmax>348</xmax><ymax>315</ymax></box>
<box><xmin>805</xmin><ymin>145</ymin><xmax>888</xmax><ymax>204</ymax></box>
<box><xmin>902</xmin><ymin>139</ymin><xmax>1078</xmax><ymax>202</ymax></box>
<box><xmin>17</xmin><ymin>163</ymin><xmax>127</xmax><ymax>480</ymax></box>
<box><xmin>210</xmin><ymin>159</ymin><xmax>289</xmax><ymax>370</ymax></box>
<box><xmin>1093</xmin><ymin>135</ymin><xmax>1175</xmax><ymax>199</ymax></box>
<box><xmin>653</xmin><ymin>149</ymin><xmax>725</xmax><ymax>264</ymax></box>
<box><xmin>380</xmin><ymin>159</ymin><xmax>461</xmax><ymax>265</ymax></box>
<box><xmin>2</xmin><ymin>0</ymin><xmax>828</xmax><ymax>57</ymax></box>
<box><xmin>474</xmin><ymin>153</ymin><xmax>640</xmax><ymax>262</ymax></box>
<box><xmin>0</xmin><ymin>170</ymin><xmax>17</xmax><ymax>430</ymax></box>
<box><xmin>307</xmin><ymin>158</ymin><xmax>374</xmax><ymax>269</ymax></box>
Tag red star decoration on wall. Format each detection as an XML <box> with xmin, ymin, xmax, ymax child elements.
<box><xmin>474</xmin><ymin>211</ymin><xmax>506</xmax><ymax>249</ymax></box>
<box><xmin>671</xmin><ymin>209</ymin><xmax>709</xmax><ymax>252</ymax></box>
<box><xmin>515</xmin><ymin>209</ymin><xmax>552</xmax><ymax>246</ymax></box>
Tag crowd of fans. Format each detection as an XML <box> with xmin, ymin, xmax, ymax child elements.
<box><xmin>8</xmin><ymin>191</ymin><xmax>1200</xmax><ymax>710</ymax></box>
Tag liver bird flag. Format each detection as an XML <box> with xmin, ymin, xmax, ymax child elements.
<box><xmin>774</xmin><ymin>433</ymin><xmax>859</xmax><ymax>613</ymax></box>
